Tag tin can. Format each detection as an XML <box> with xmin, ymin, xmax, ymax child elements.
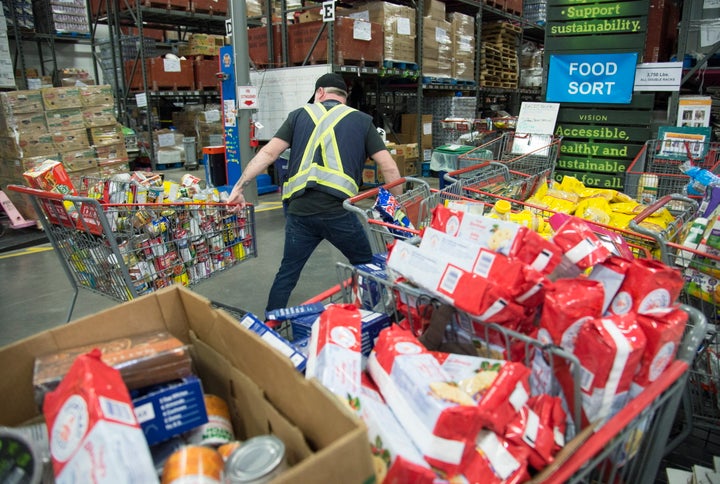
<box><xmin>135</xmin><ymin>235</ymin><xmax>154</xmax><ymax>259</ymax></box>
<box><xmin>161</xmin><ymin>445</ymin><xmax>224</xmax><ymax>484</ymax></box>
<box><xmin>181</xmin><ymin>173</ymin><xmax>206</xmax><ymax>189</ymax></box>
<box><xmin>217</xmin><ymin>441</ymin><xmax>242</xmax><ymax>461</ymax></box>
<box><xmin>0</xmin><ymin>426</ymin><xmax>45</xmax><ymax>484</ymax></box>
<box><xmin>132</xmin><ymin>209</ymin><xmax>153</xmax><ymax>228</ymax></box>
<box><xmin>224</xmin><ymin>435</ymin><xmax>287</xmax><ymax>484</ymax></box>
<box><xmin>207</xmin><ymin>234</ymin><xmax>224</xmax><ymax>253</ymax></box>
<box><xmin>150</xmin><ymin>237</ymin><xmax>167</xmax><ymax>257</ymax></box>
<box><xmin>185</xmin><ymin>395</ymin><xmax>235</xmax><ymax>447</ymax></box>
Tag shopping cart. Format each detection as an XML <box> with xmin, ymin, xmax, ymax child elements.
<box><xmin>304</xmin><ymin>261</ymin><xmax>707</xmax><ymax>484</ymax></box>
<box><xmin>624</xmin><ymin>139</ymin><xmax>720</xmax><ymax>205</ymax></box>
<box><xmin>443</xmin><ymin>160</ymin><xmax>549</xmax><ymax>202</ymax></box>
<box><xmin>454</xmin><ymin>131</ymin><xmax>562</xmax><ymax>196</ymax></box>
<box><xmin>7</xmin><ymin>184</ymin><xmax>257</xmax><ymax>322</ymax></box>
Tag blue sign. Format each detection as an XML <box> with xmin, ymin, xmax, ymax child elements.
<box><xmin>546</xmin><ymin>52</ymin><xmax>638</xmax><ymax>104</ymax></box>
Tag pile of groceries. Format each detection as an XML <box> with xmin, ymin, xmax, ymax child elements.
<box><xmin>2</xmin><ymin>331</ymin><xmax>288</xmax><ymax>483</ymax></box>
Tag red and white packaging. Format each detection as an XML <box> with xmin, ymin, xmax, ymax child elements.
<box><xmin>43</xmin><ymin>349</ymin><xmax>158</xmax><ymax>484</ymax></box>
<box><xmin>607</xmin><ymin>258</ymin><xmax>684</xmax><ymax>316</ymax></box>
<box><xmin>509</xmin><ymin>226</ymin><xmax>564</xmax><ymax>276</ymax></box>
<box><xmin>538</xmin><ymin>278</ymin><xmax>605</xmax><ymax>351</ymax></box>
<box><xmin>23</xmin><ymin>159</ymin><xmax>78</xmax><ymax>196</ymax></box>
<box><xmin>367</xmin><ymin>326</ymin><xmax>482</xmax><ymax>475</ymax></box>
<box><xmin>551</xmin><ymin>217</ymin><xmax>612</xmax><ymax>270</ymax></box>
<box><xmin>305</xmin><ymin>304</ymin><xmax>363</xmax><ymax>400</ymax></box>
<box><xmin>358</xmin><ymin>387</ymin><xmax>437</xmax><ymax>484</ymax></box>
<box><xmin>504</xmin><ymin>405</ymin><xmax>555</xmax><ymax>471</ymax></box>
<box><xmin>631</xmin><ymin>307</ymin><xmax>688</xmax><ymax>396</ymax></box>
<box><xmin>572</xmin><ymin>313</ymin><xmax>647</xmax><ymax>425</ymax></box>
<box><xmin>528</xmin><ymin>394</ymin><xmax>567</xmax><ymax>454</ymax></box>
<box><xmin>460</xmin><ymin>431</ymin><xmax>530</xmax><ymax>484</ymax></box>
<box><xmin>430</xmin><ymin>204</ymin><xmax>523</xmax><ymax>256</ymax></box>
<box><xmin>587</xmin><ymin>256</ymin><xmax>633</xmax><ymax>314</ymax></box>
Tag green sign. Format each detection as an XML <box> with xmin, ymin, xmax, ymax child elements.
<box><xmin>561</xmin><ymin>140</ymin><xmax>644</xmax><ymax>158</ymax></box>
<box><xmin>554</xmin><ymin>124</ymin><xmax>652</xmax><ymax>141</ymax></box>
<box><xmin>555</xmin><ymin>169</ymin><xmax>624</xmax><ymax>189</ymax></box>
<box><xmin>547</xmin><ymin>17</ymin><xmax>647</xmax><ymax>36</ymax></box>
<box><xmin>557</xmin><ymin>156</ymin><xmax>629</xmax><ymax>173</ymax></box>
<box><xmin>547</xmin><ymin>1</ymin><xmax>649</xmax><ymax>21</ymax></box>
<box><xmin>557</xmin><ymin>108</ymin><xmax>652</xmax><ymax>125</ymax></box>
<box><xmin>545</xmin><ymin>34</ymin><xmax>646</xmax><ymax>51</ymax></box>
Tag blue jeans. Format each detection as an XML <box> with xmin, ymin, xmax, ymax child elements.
<box><xmin>266</xmin><ymin>211</ymin><xmax>372</xmax><ymax>312</ymax></box>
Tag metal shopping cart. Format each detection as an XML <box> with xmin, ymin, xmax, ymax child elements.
<box><xmin>624</xmin><ymin>139</ymin><xmax>720</xmax><ymax>206</ymax></box>
<box><xmin>454</xmin><ymin>131</ymin><xmax>562</xmax><ymax>196</ymax></box>
<box><xmin>304</xmin><ymin>261</ymin><xmax>707</xmax><ymax>484</ymax></box>
<box><xmin>7</xmin><ymin>184</ymin><xmax>257</xmax><ymax>322</ymax></box>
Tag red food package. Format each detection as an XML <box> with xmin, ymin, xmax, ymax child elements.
<box><xmin>632</xmin><ymin>307</ymin><xmax>688</xmax><ymax>393</ymax></box>
<box><xmin>587</xmin><ymin>256</ymin><xmax>633</xmax><ymax>314</ymax></box>
<box><xmin>572</xmin><ymin>313</ymin><xmax>647</xmax><ymax>425</ymax></box>
<box><xmin>448</xmin><ymin>271</ymin><xmax>527</xmax><ymax>325</ymax></box>
<box><xmin>552</xmin><ymin>217</ymin><xmax>612</xmax><ymax>269</ymax></box>
<box><xmin>607</xmin><ymin>258</ymin><xmax>684</xmax><ymax>316</ymax></box>
<box><xmin>504</xmin><ymin>405</ymin><xmax>555</xmax><ymax>470</ymax></box>
<box><xmin>515</xmin><ymin>266</ymin><xmax>549</xmax><ymax>308</ymax></box>
<box><xmin>538</xmin><ymin>278</ymin><xmax>605</xmax><ymax>351</ymax></box>
<box><xmin>459</xmin><ymin>431</ymin><xmax>530</xmax><ymax>484</ymax></box>
<box><xmin>510</xmin><ymin>226</ymin><xmax>564</xmax><ymax>275</ymax></box>
<box><xmin>476</xmin><ymin>361</ymin><xmax>531</xmax><ymax>434</ymax></box>
<box><xmin>368</xmin><ymin>326</ymin><xmax>482</xmax><ymax>475</ymax></box>
<box><xmin>384</xmin><ymin>455</ymin><xmax>437</xmax><ymax>484</ymax></box>
<box><xmin>43</xmin><ymin>349</ymin><xmax>158</xmax><ymax>483</ymax></box>
<box><xmin>528</xmin><ymin>395</ymin><xmax>567</xmax><ymax>454</ymax></box>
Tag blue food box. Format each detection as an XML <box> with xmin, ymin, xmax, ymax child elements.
<box><xmin>131</xmin><ymin>375</ymin><xmax>208</xmax><ymax>446</ymax></box>
<box><xmin>239</xmin><ymin>312</ymin><xmax>308</xmax><ymax>372</ymax></box>
<box><xmin>355</xmin><ymin>258</ymin><xmax>389</xmax><ymax>312</ymax></box>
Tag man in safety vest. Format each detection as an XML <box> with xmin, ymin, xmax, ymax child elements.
<box><xmin>228</xmin><ymin>72</ymin><xmax>403</xmax><ymax>313</ymax></box>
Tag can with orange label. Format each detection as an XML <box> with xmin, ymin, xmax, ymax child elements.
<box><xmin>161</xmin><ymin>445</ymin><xmax>224</xmax><ymax>484</ymax></box>
<box><xmin>185</xmin><ymin>394</ymin><xmax>235</xmax><ymax>447</ymax></box>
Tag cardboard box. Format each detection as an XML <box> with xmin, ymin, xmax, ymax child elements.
<box><xmin>23</xmin><ymin>159</ymin><xmax>77</xmax><ymax>195</ymax></box>
<box><xmin>401</xmin><ymin>114</ymin><xmax>433</xmax><ymax>149</ymax></box>
<box><xmin>82</xmin><ymin>105</ymin><xmax>117</xmax><ymax>128</ymax></box>
<box><xmin>79</xmin><ymin>85</ymin><xmax>114</xmax><ymax>107</ymax></box>
<box><xmin>41</xmin><ymin>87</ymin><xmax>82</xmax><ymax>111</ymax></box>
<box><xmin>59</xmin><ymin>148</ymin><xmax>98</xmax><ymax>172</ymax></box>
<box><xmin>288</xmin><ymin>17</ymin><xmax>383</xmax><ymax>65</ymax></box>
<box><xmin>0</xmin><ymin>111</ymin><xmax>47</xmax><ymax>136</ymax></box>
<box><xmin>17</xmin><ymin>132</ymin><xmax>57</xmax><ymax>158</ymax></box>
<box><xmin>131</xmin><ymin>375</ymin><xmax>208</xmax><ymax>446</ymax></box>
<box><xmin>194</xmin><ymin>57</ymin><xmax>220</xmax><ymax>90</ymax></box>
<box><xmin>90</xmin><ymin>124</ymin><xmax>124</xmax><ymax>147</ymax></box>
<box><xmin>95</xmin><ymin>142</ymin><xmax>129</xmax><ymax>163</ymax></box>
<box><xmin>0</xmin><ymin>90</ymin><xmax>44</xmax><ymax>114</ymax></box>
<box><xmin>423</xmin><ymin>0</ymin><xmax>445</xmax><ymax>20</ymax></box>
<box><xmin>125</xmin><ymin>58</ymin><xmax>194</xmax><ymax>91</ymax></box>
<box><xmin>51</xmin><ymin>128</ymin><xmax>90</xmax><ymax>152</ymax></box>
<box><xmin>348</xmin><ymin>2</ymin><xmax>416</xmax><ymax>64</ymax></box>
<box><xmin>237</xmin><ymin>312</ymin><xmax>308</xmax><ymax>372</ymax></box>
<box><xmin>45</xmin><ymin>108</ymin><xmax>85</xmax><ymax>131</ymax></box>
<box><xmin>0</xmin><ymin>286</ymin><xmax>375</xmax><ymax>482</ymax></box>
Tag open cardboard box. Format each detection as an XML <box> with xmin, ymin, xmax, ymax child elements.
<box><xmin>0</xmin><ymin>285</ymin><xmax>375</xmax><ymax>483</ymax></box>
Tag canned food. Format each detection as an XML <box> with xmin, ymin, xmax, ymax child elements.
<box><xmin>217</xmin><ymin>441</ymin><xmax>242</xmax><ymax>461</ymax></box>
<box><xmin>181</xmin><ymin>173</ymin><xmax>206</xmax><ymax>189</ymax></box>
<box><xmin>132</xmin><ymin>209</ymin><xmax>153</xmax><ymax>228</ymax></box>
<box><xmin>185</xmin><ymin>395</ymin><xmax>235</xmax><ymax>447</ymax></box>
<box><xmin>161</xmin><ymin>445</ymin><xmax>224</xmax><ymax>484</ymax></box>
<box><xmin>0</xmin><ymin>426</ymin><xmax>44</xmax><ymax>484</ymax></box>
<box><xmin>224</xmin><ymin>435</ymin><xmax>287</xmax><ymax>484</ymax></box>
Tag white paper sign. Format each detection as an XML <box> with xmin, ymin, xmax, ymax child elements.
<box><xmin>135</xmin><ymin>92</ymin><xmax>147</xmax><ymax>107</ymax></box>
<box><xmin>163</xmin><ymin>57</ymin><xmax>181</xmax><ymax>72</ymax></box>
<box><xmin>237</xmin><ymin>86</ymin><xmax>258</xmax><ymax>109</ymax></box>
<box><xmin>322</xmin><ymin>0</ymin><xmax>335</xmax><ymax>21</ymax></box>
<box><xmin>353</xmin><ymin>20</ymin><xmax>372</xmax><ymax>41</ymax></box>
<box><xmin>224</xmin><ymin>99</ymin><xmax>236</xmax><ymax>127</ymax></box>
<box><xmin>435</xmin><ymin>27</ymin><xmax>447</xmax><ymax>43</ymax></box>
<box><xmin>397</xmin><ymin>17</ymin><xmax>411</xmax><ymax>35</ymax></box>
<box><xmin>158</xmin><ymin>133</ymin><xmax>176</xmax><ymax>147</ymax></box>
<box><xmin>205</xmin><ymin>109</ymin><xmax>221</xmax><ymax>122</ymax></box>
<box><xmin>633</xmin><ymin>62</ymin><xmax>683</xmax><ymax>91</ymax></box>
<box><xmin>515</xmin><ymin>102</ymin><xmax>560</xmax><ymax>135</ymax></box>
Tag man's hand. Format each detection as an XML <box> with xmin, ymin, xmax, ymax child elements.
<box><xmin>227</xmin><ymin>185</ymin><xmax>246</xmax><ymax>213</ymax></box>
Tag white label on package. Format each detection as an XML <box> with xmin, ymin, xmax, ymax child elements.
<box><xmin>564</xmin><ymin>237</ymin><xmax>598</xmax><ymax>264</ymax></box>
<box><xmin>435</xmin><ymin>27</ymin><xmax>447</xmax><ymax>43</ymax></box>
<box><xmin>163</xmin><ymin>57</ymin><xmax>181</xmax><ymax>72</ymax></box>
<box><xmin>458</xmin><ymin>35</ymin><xmax>473</xmax><ymax>52</ymax></box>
<box><xmin>135</xmin><ymin>92</ymin><xmax>147</xmax><ymax>108</ymax></box>
<box><xmin>523</xmin><ymin>410</ymin><xmax>540</xmax><ymax>448</ymax></box>
<box><xmin>439</xmin><ymin>265</ymin><xmax>463</xmax><ymax>294</ymax></box>
<box><xmin>423</xmin><ymin>122</ymin><xmax>432</xmax><ymax>135</ymax></box>
<box><xmin>99</xmin><ymin>396</ymin><xmax>136</xmax><ymax>425</ymax></box>
<box><xmin>588</xmin><ymin>264</ymin><xmax>626</xmax><ymax>314</ymax></box>
<box><xmin>157</xmin><ymin>133</ymin><xmax>176</xmax><ymax>148</ymax></box>
<box><xmin>353</xmin><ymin>20</ymin><xmax>372</xmax><ymax>41</ymax></box>
<box><xmin>397</xmin><ymin>17</ymin><xmax>411</xmax><ymax>35</ymax></box>
<box><xmin>134</xmin><ymin>402</ymin><xmax>156</xmax><ymax>424</ymax></box>
<box><xmin>473</xmin><ymin>249</ymin><xmax>496</xmax><ymax>278</ymax></box>
<box><xmin>476</xmin><ymin>430</ymin><xmax>520</xmax><ymax>480</ymax></box>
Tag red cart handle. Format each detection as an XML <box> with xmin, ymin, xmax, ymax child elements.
<box><xmin>631</xmin><ymin>193</ymin><xmax>697</xmax><ymax>225</ymax></box>
<box><xmin>6</xmin><ymin>184</ymin><xmax>66</xmax><ymax>200</ymax></box>
<box><xmin>345</xmin><ymin>176</ymin><xmax>426</xmax><ymax>204</ymax></box>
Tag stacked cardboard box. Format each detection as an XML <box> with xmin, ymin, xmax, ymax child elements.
<box><xmin>172</xmin><ymin>106</ymin><xmax>223</xmax><ymax>160</ymax></box>
<box><xmin>448</xmin><ymin>12</ymin><xmax>475</xmax><ymax>82</ymax></box>
<box><xmin>0</xmin><ymin>10</ymin><xmax>14</xmax><ymax>89</ymax></box>
<box><xmin>480</xmin><ymin>21</ymin><xmax>520</xmax><ymax>89</ymax></box>
<box><xmin>0</xmin><ymin>86</ymin><xmax>128</xmax><ymax>215</ymax></box>
<box><xmin>178</xmin><ymin>33</ymin><xmax>226</xmax><ymax>57</ymax></box>
<box><xmin>348</xmin><ymin>2</ymin><xmax>416</xmax><ymax>66</ymax></box>
<box><xmin>422</xmin><ymin>0</ymin><xmax>452</xmax><ymax>79</ymax></box>
<box><xmin>33</xmin><ymin>0</ymin><xmax>90</xmax><ymax>35</ymax></box>
<box><xmin>287</xmin><ymin>17</ymin><xmax>383</xmax><ymax>66</ymax></box>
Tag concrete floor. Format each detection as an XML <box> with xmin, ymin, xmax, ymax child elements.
<box><xmin>0</xmin><ymin>167</ymin><xmax>350</xmax><ymax>347</ymax></box>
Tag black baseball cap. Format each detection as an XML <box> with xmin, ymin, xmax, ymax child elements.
<box><xmin>309</xmin><ymin>73</ymin><xmax>347</xmax><ymax>102</ymax></box>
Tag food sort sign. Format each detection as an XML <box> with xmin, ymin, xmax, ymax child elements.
<box><xmin>546</xmin><ymin>52</ymin><xmax>638</xmax><ymax>104</ymax></box>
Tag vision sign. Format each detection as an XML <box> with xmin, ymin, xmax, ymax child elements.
<box><xmin>546</xmin><ymin>52</ymin><xmax>638</xmax><ymax>104</ymax></box>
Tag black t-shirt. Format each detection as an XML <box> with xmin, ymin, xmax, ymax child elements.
<box><xmin>274</xmin><ymin>101</ymin><xmax>386</xmax><ymax>215</ymax></box>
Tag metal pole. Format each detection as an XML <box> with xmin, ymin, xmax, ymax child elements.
<box><xmin>230</xmin><ymin>0</ymin><xmax>257</xmax><ymax>205</ymax></box>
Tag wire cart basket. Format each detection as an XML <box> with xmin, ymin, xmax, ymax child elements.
<box><xmin>7</xmin><ymin>184</ymin><xmax>257</xmax><ymax>322</ymax></box>
<box><xmin>455</xmin><ymin>132</ymin><xmax>562</xmax><ymax>195</ymax></box>
<box><xmin>303</xmin><ymin>261</ymin><xmax>706</xmax><ymax>484</ymax></box>
<box><xmin>624</xmin><ymin>139</ymin><xmax>720</xmax><ymax>205</ymax></box>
